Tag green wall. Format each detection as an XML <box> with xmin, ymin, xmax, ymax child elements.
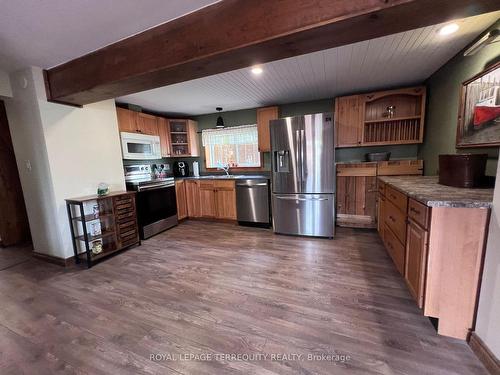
<box><xmin>418</xmin><ymin>20</ymin><xmax>500</xmax><ymax>176</ymax></box>
<box><xmin>122</xmin><ymin>94</ymin><xmax>420</xmax><ymax>174</ymax></box>
<box><xmin>189</xmin><ymin>98</ymin><xmax>417</xmax><ymax>172</ymax></box>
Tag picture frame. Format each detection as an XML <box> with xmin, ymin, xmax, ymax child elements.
<box><xmin>456</xmin><ymin>61</ymin><xmax>500</xmax><ymax>148</ymax></box>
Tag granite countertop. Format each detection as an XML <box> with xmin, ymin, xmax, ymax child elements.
<box><xmin>378</xmin><ymin>176</ymin><xmax>494</xmax><ymax>208</ymax></box>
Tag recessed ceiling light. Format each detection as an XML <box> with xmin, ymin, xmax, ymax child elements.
<box><xmin>251</xmin><ymin>66</ymin><xmax>263</xmax><ymax>75</ymax></box>
<box><xmin>438</xmin><ymin>23</ymin><xmax>459</xmax><ymax>36</ymax></box>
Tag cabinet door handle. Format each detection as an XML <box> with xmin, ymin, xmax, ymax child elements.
<box><xmin>389</xmin><ymin>215</ymin><xmax>396</xmax><ymax>222</ymax></box>
<box><xmin>410</xmin><ymin>207</ymin><xmax>420</xmax><ymax>215</ymax></box>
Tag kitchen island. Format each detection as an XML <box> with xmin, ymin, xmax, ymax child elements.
<box><xmin>377</xmin><ymin>175</ymin><xmax>492</xmax><ymax>340</ymax></box>
<box><xmin>378</xmin><ymin>175</ymin><xmax>493</xmax><ymax>208</ymax></box>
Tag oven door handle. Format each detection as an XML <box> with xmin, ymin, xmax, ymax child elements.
<box><xmin>137</xmin><ymin>182</ymin><xmax>174</xmax><ymax>191</ymax></box>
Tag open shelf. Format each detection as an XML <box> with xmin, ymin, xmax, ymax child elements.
<box><xmin>76</xmin><ymin>230</ymin><xmax>115</xmax><ymax>242</ymax></box>
<box><xmin>364</xmin><ymin>115</ymin><xmax>421</xmax><ymax>124</ymax></box>
<box><xmin>73</xmin><ymin>213</ymin><xmax>113</xmax><ymax>222</ymax></box>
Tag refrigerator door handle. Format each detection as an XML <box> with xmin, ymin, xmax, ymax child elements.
<box><xmin>295</xmin><ymin>130</ymin><xmax>302</xmax><ymax>187</ymax></box>
<box><xmin>275</xmin><ymin>196</ymin><xmax>329</xmax><ymax>201</ymax></box>
<box><xmin>300</xmin><ymin>129</ymin><xmax>305</xmax><ymax>187</ymax></box>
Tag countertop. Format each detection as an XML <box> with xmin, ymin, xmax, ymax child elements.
<box><xmin>175</xmin><ymin>174</ymin><xmax>270</xmax><ymax>181</ymax></box>
<box><xmin>378</xmin><ymin>176</ymin><xmax>494</xmax><ymax>208</ymax></box>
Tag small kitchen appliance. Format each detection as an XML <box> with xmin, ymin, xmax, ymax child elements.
<box><xmin>173</xmin><ymin>161</ymin><xmax>189</xmax><ymax>177</ymax></box>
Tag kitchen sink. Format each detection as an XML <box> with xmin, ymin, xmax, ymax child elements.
<box><xmin>197</xmin><ymin>175</ymin><xmax>247</xmax><ymax>179</ymax></box>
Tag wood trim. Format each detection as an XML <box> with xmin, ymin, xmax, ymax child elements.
<box><xmin>43</xmin><ymin>0</ymin><xmax>499</xmax><ymax>106</ymax></box>
<box><xmin>469</xmin><ymin>332</ymin><xmax>500</xmax><ymax>375</ymax></box>
<box><xmin>456</xmin><ymin>61</ymin><xmax>500</xmax><ymax>148</ymax></box>
<box><xmin>33</xmin><ymin>252</ymin><xmax>73</xmax><ymax>267</ymax></box>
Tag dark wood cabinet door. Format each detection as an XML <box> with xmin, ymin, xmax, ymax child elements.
<box><xmin>405</xmin><ymin>220</ymin><xmax>428</xmax><ymax>308</ymax></box>
<box><xmin>0</xmin><ymin>101</ymin><xmax>30</xmax><ymax>245</ymax></box>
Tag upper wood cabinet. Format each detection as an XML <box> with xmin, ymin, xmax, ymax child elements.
<box><xmin>116</xmin><ymin>107</ymin><xmax>159</xmax><ymax>136</ymax></box>
<box><xmin>334</xmin><ymin>86</ymin><xmax>426</xmax><ymax>147</ymax></box>
<box><xmin>168</xmin><ymin>119</ymin><xmax>200</xmax><ymax>157</ymax></box>
<box><xmin>136</xmin><ymin>113</ymin><xmax>159</xmax><ymax>136</ymax></box>
<box><xmin>158</xmin><ymin>118</ymin><xmax>171</xmax><ymax>157</ymax></box>
<box><xmin>116</xmin><ymin>107</ymin><xmax>199</xmax><ymax>157</ymax></box>
<box><xmin>335</xmin><ymin>95</ymin><xmax>362</xmax><ymax>147</ymax></box>
<box><xmin>116</xmin><ymin>108</ymin><xmax>138</xmax><ymax>133</ymax></box>
<box><xmin>256</xmin><ymin>106</ymin><xmax>279</xmax><ymax>152</ymax></box>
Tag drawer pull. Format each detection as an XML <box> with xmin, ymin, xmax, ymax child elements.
<box><xmin>390</xmin><ymin>194</ymin><xmax>397</xmax><ymax>200</ymax></box>
<box><xmin>410</xmin><ymin>207</ymin><xmax>420</xmax><ymax>215</ymax></box>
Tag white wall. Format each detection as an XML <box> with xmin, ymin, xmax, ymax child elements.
<box><xmin>475</xmin><ymin>158</ymin><xmax>500</xmax><ymax>358</ymax></box>
<box><xmin>4</xmin><ymin>66</ymin><xmax>125</xmax><ymax>259</ymax></box>
<box><xmin>5</xmin><ymin>67</ymin><xmax>62</xmax><ymax>256</ymax></box>
<box><xmin>0</xmin><ymin>69</ymin><xmax>12</xmax><ymax>97</ymax></box>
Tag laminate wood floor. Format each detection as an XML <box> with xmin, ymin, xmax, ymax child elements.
<box><xmin>0</xmin><ymin>221</ymin><xmax>487</xmax><ymax>374</ymax></box>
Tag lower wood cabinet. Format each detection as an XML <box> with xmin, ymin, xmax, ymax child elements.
<box><xmin>377</xmin><ymin>178</ymin><xmax>490</xmax><ymax>340</ymax></box>
<box><xmin>383</xmin><ymin>222</ymin><xmax>405</xmax><ymax>275</ymax></box>
<box><xmin>175</xmin><ymin>180</ymin><xmax>188</xmax><ymax>220</ymax></box>
<box><xmin>337</xmin><ymin>160</ymin><xmax>423</xmax><ymax>228</ymax></box>
<box><xmin>214</xmin><ymin>181</ymin><xmax>237</xmax><ymax>220</ymax></box>
<box><xmin>405</xmin><ymin>219</ymin><xmax>428</xmax><ymax>309</ymax></box>
<box><xmin>199</xmin><ymin>181</ymin><xmax>217</xmax><ymax>218</ymax></box>
<box><xmin>178</xmin><ymin>179</ymin><xmax>237</xmax><ymax>221</ymax></box>
<box><xmin>185</xmin><ymin>180</ymin><xmax>201</xmax><ymax>218</ymax></box>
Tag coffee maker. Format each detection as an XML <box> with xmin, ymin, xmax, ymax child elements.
<box><xmin>173</xmin><ymin>161</ymin><xmax>189</xmax><ymax>177</ymax></box>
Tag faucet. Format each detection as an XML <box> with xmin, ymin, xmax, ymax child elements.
<box><xmin>217</xmin><ymin>162</ymin><xmax>231</xmax><ymax>176</ymax></box>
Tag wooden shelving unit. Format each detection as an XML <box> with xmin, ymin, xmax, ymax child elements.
<box><xmin>362</xmin><ymin>87</ymin><xmax>425</xmax><ymax>145</ymax></box>
<box><xmin>335</xmin><ymin>86</ymin><xmax>426</xmax><ymax>147</ymax></box>
<box><xmin>65</xmin><ymin>191</ymin><xmax>140</xmax><ymax>268</ymax></box>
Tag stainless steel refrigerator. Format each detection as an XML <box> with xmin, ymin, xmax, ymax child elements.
<box><xmin>270</xmin><ymin>113</ymin><xmax>335</xmax><ymax>238</ymax></box>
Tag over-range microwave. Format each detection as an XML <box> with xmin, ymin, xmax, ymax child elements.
<box><xmin>121</xmin><ymin>132</ymin><xmax>161</xmax><ymax>160</ymax></box>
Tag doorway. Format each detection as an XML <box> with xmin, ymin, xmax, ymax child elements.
<box><xmin>0</xmin><ymin>100</ymin><xmax>31</xmax><ymax>249</ymax></box>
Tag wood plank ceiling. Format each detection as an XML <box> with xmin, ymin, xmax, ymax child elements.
<box><xmin>116</xmin><ymin>11</ymin><xmax>500</xmax><ymax>116</ymax></box>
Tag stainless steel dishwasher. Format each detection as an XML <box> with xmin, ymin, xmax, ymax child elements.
<box><xmin>236</xmin><ymin>178</ymin><xmax>271</xmax><ymax>227</ymax></box>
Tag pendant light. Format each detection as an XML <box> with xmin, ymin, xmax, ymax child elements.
<box><xmin>216</xmin><ymin>107</ymin><xmax>224</xmax><ymax>128</ymax></box>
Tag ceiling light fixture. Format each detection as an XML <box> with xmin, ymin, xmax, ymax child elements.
<box><xmin>215</xmin><ymin>107</ymin><xmax>224</xmax><ymax>128</ymax></box>
<box><xmin>438</xmin><ymin>23</ymin><xmax>459</xmax><ymax>36</ymax></box>
<box><xmin>463</xmin><ymin>29</ymin><xmax>500</xmax><ymax>56</ymax></box>
<box><xmin>251</xmin><ymin>66</ymin><xmax>263</xmax><ymax>75</ymax></box>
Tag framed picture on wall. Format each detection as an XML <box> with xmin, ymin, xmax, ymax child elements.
<box><xmin>456</xmin><ymin>61</ymin><xmax>500</xmax><ymax>148</ymax></box>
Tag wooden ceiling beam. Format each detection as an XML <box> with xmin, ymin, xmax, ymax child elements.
<box><xmin>44</xmin><ymin>0</ymin><xmax>500</xmax><ymax>106</ymax></box>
